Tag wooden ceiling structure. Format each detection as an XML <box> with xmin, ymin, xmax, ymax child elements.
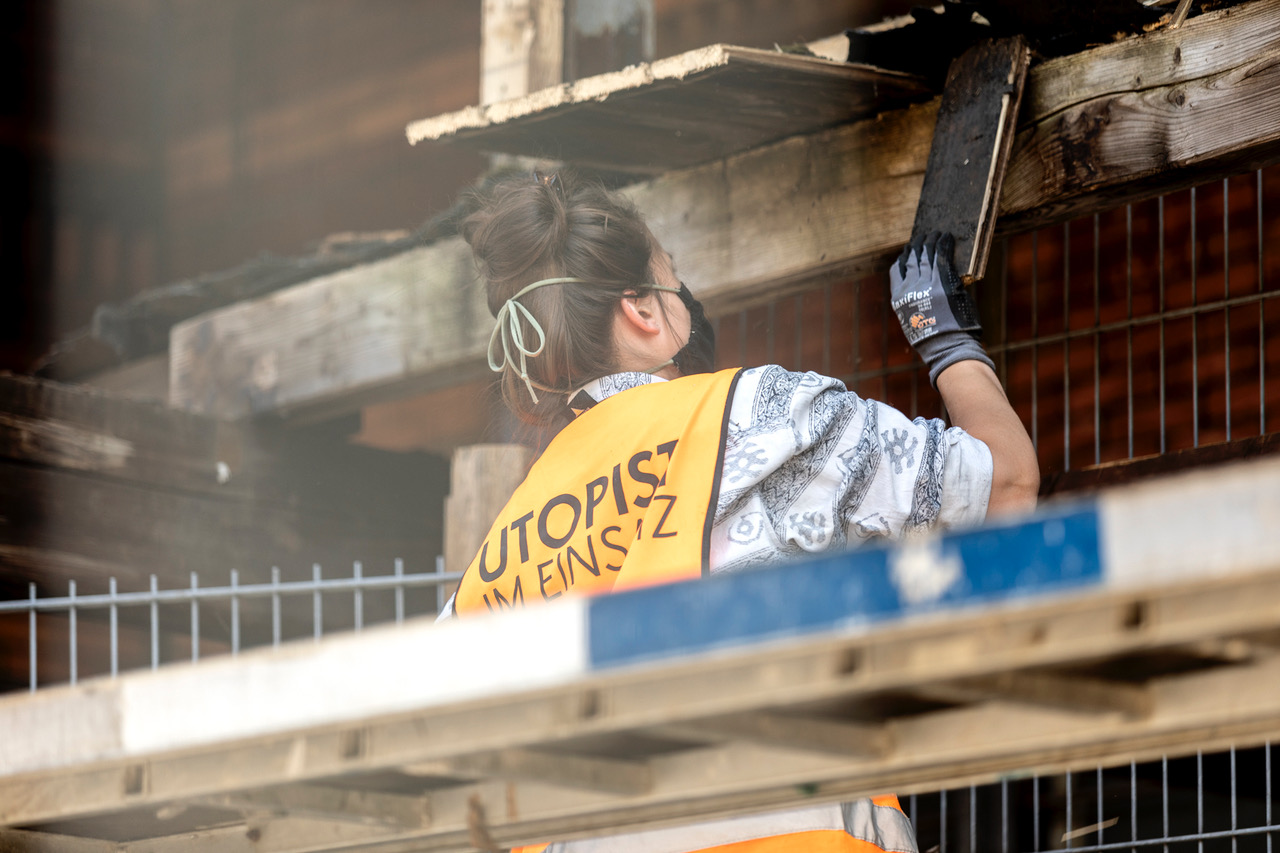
<box><xmin>153</xmin><ymin>0</ymin><xmax>1280</xmax><ymax>428</ymax></box>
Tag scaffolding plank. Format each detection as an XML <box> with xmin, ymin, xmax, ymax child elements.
<box><xmin>406</xmin><ymin>44</ymin><xmax>930</xmax><ymax>174</ymax></box>
<box><xmin>2</xmin><ymin>459</ymin><xmax>1279</xmax><ymax>850</ymax></box>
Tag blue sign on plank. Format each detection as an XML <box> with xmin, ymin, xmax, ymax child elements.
<box><xmin>588</xmin><ymin>504</ymin><xmax>1102</xmax><ymax>670</ymax></box>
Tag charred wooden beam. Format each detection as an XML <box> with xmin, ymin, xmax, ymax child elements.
<box><xmin>911</xmin><ymin>35</ymin><xmax>1030</xmax><ymax>283</ymax></box>
<box><xmin>1040</xmin><ymin>433</ymin><xmax>1280</xmax><ymax>496</ymax></box>
<box><xmin>0</xmin><ymin>372</ymin><xmax>448</xmax><ymax>660</ymax></box>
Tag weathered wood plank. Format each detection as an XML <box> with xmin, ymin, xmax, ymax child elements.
<box><xmin>407</xmin><ymin>44</ymin><xmax>930</xmax><ymax>174</ymax></box>
<box><xmin>168</xmin><ymin>240</ymin><xmax>489</xmax><ymax>421</ymax></box>
<box><xmin>0</xmin><ymin>375</ymin><xmax>448</xmax><ymax>632</ymax></box>
<box><xmin>482</xmin><ymin>0</ymin><xmax>565</xmax><ymax>106</ymax></box>
<box><xmin>0</xmin><ymin>372</ymin><xmax>236</xmax><ymax>497</ymax></box>
<box><xmin>444</xmin><ymin>444</ymin><xmax>534</xmax><ymax>575</ymax></box>
<box><xmin>171</xmin><ymin>0</ymin><xmax>1280</xmax><ymax>420</ymax></box>
<box><xmin>0</xmin><ymin>461</ymin><xmax>437</xmax><ymax>592</ymax></box>
<box><xmin>911</xmin><ymin>36</ymin><xmax>1030</xmax><ymax>283</ymax></box>
<box><xmin>1021</xmin><ymin>0</ymin><xmax>1280</xmax><ymax>124</ymax></box>
<box><xmin>0</xmin><ymin>373</ymin><xmax>446</xmax><ymax>516</ymax></box>
<box><xmin>999</xmin><ymin>22</ymin><xmax>1280</xmax><ymax>228</ymax></box>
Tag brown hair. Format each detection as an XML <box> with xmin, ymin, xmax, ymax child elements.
<box><xmin>461</xmin><ymin>171</ymin><xmax>659</xmax><ymax>427</ymax></box>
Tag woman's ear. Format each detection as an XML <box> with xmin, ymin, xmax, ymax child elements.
<box><xmin>618</xmin><ymin>293</ymin><xmax>663</xmax><ymax>336</ymax></box>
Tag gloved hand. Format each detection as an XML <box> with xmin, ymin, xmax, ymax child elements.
<box><xmin>889</xmin><ymin>231</ymin><xmax>995</xmax><ymax>387</ymax></box>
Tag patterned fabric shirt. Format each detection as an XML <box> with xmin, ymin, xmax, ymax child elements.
<box><xmin>439</xmin><ymin>365</ymin><xmax>993</xmax><ymax>619</ymax></box>
<box><xmin>572</xmin><ymin>366</ymin><xmax>993</xmax><ymax>574</ymax></box>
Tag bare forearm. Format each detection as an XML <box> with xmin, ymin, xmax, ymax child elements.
<box><xmin>936</xmin><ymin>360</ymin><xmax>1040</xmax><ymax>517</ymax></box>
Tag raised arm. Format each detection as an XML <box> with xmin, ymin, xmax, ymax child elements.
<box><xmin>889</xmin><ymin>232</ymin><xmax>1039</xmax><ymax>517</ymax></box>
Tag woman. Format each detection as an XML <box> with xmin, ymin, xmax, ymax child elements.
<box><xmin>446</xmin><ymin>171</ymin><xmax>1039</xmax><ymax>852</ymax></box>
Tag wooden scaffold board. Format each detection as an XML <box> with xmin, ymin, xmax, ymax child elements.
<box><xmin>406</xmin><ymin>44</ymin><xmax>930</xmax><ymax>174</ymax></box>
<box><xmin>2</xmin><ymin>458</ymin><xmax>1279</xmax><ymax>851</ymax></box>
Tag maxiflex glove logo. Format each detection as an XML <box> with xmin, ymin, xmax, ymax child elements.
<box><xmin>909</xmin><ymin>313</ymin><xmax>936</xmax><ymax>331</ymax></box>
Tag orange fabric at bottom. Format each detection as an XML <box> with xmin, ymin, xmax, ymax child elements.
<box><xmin>871</xmin><ymin>794</ymin><xmax>904</xmax><ymax>811</ymax></box>
<box><xmin>512</xmin><ymin>828</ymin><xmax>904</xmax><ymax>853</ymax></box>
<box><xmin>512</xmin><ymin>832</ymin><xmax>894</xmax><ymax>853</ymax></box>
<box><xmin>510</xmin><ymin>795</ymin><xmax>910</xmax><ymax>853</ymax></box>
<box><xmin>688</xmin><ymin>828</ymin><xmax>903</xmax><ymax>852</ymax></box>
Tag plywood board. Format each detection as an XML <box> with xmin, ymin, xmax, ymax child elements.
<box><xmin>911</xmin><ymin>36</ymin><xmax>1030</xmax><ymax>283</ymax></box>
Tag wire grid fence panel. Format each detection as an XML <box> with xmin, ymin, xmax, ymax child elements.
<box><xmin>0</xmin><ymin>558</ymin><xmax>459</xmax><ymax>693</ymax></box>
<box><xmin>714</xmin><ymin>169</ymin><xmax>1280</xmax><ymax>474</ymax></box>
<box><xmin>905</xmin><ymin>746</ymin><xmax>1277</xmax><ymax>853</ymax></box>
<box><xmin>709</xmin><ymin>166</ymin><xmax>1280</xmax><ymax>851</ymax></box>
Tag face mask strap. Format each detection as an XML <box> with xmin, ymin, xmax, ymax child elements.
<box><xmin>490</xmin><ymin>280</ymin><xmax>690</xmax><ymax>399</ymax></box>
<box><xmin>488</xmin><ymin>276</ymin><xmax>587</xmax><ymax>403</ymax></box>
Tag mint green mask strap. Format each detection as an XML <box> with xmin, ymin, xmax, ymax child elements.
<box><xmin>488</xmin><ymin>277</ymin><xmax>587</xmax><ymax>403</ymax></box>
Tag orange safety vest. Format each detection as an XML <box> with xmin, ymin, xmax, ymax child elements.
<box><xmin>453</xmin><ymin>369</ymin><xmax>742</xmax><ymax>615</ymax></box>
<box><xmin>512</xmin><ymin>796</ymin><xmax>917</xmax><ymax>852</ymax></box>
<box><xmin>456</xmin><ymin>370</ymin><xmax>917</xmax><ymax>853</ymax></box>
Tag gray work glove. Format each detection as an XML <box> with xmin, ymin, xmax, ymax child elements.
<box><xmin>889</xmin><ymin>231</ymin><xmax>995</xmax><ymax>387</ymax></box>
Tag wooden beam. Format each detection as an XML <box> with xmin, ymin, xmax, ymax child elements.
<box><xmin>168</xmin><ymin>240</ymin><xmax>490</xmax><ymax>421</ymax></box>
<box><xmin>1001</xmin><ymin>0</ymin><xmax>1280</xmax><ymax>227</ymax></box>
<box><xmin>444</xmin><ymin>444</ymin><xmax>534</xmax><ymax>575</ymax></box>
<box><xmin>482</xmin><ymin>0</ymin><xmax>565</xmax><ymax>105</ymax></box>
<box><xmin>172</xmin><ymin>0</ymin><xmax>1280</xmax><ymax>420</ymax></box>
<box><xmin>0</xmin><ymin>374</ymin><xmax>446</xmax><ymax>604</ymax></box>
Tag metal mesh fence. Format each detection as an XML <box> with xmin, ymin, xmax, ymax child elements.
<box><xmin>0</xmin><ymin>560</ymin><xmax>457</xmax><ymax>691</ymax></box>
<box><xmin>908</xmin><ymin>749</ymin><xmax>1277</xmax><ymax>853</ymax></box>
<box><xmin>704</xmin><ymin>165</ymin><xmax>1280</xmax><ymax>850</ymax></box>
<box><xmin>716</xmin><ymin>169</ymin><xmax>1280</xmax><ymax>479</ymax></box>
